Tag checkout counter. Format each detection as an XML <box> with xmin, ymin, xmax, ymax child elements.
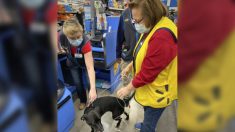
<box><xmin>57</xmin><ymin>57</ymin><xmax>76</xmax><ymax>132</ymax></box>
<box><xmin>57</xmin><ymin>86</ymin><xmax>75</xmax><ymax>132</ymax></box>
<box><xmin>91</xmin><ymin>16</ymin><xmax>121</xmax><ymax>93</ymax></box>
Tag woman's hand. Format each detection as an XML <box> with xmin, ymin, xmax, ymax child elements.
<box><xmin>89</xmin><ymin>89</ymin><xmax>97</xmax><ymax>104</ymax></box>
<box><xmin>58</xmin><ymin>49</ymin><xmax>66</xmax><ymax>54</ymax></box>
<box><xmin>117</xmin><ymin>83</ymin><xmax>135</xmax><ymax>99</ymax></box>
<box><xmin>121</xmin><ymin>61</ymin><xmax>133</xmax><ymax>79</ymax></box>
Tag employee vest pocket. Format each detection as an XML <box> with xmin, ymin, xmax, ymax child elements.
<box><xmin>149</xmin><ymin>84</ymin><xmax>172</xmax><ymax>106</ymax></box>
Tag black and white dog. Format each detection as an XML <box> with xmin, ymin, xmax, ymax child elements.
<box><xmin>81</xmin><ymin>95</ymin><xmax>133</xmax><ymax>132</ymax></box>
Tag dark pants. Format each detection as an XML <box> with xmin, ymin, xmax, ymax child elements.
<box><xmin>141</xmin><ymin>107</ymin><xmax>165</xmax><ymax>132</ymax></box>
<box><xmin>70</xmin><ymin>67</ymin><xmax>90</xmax><ymax>103</ymax></box>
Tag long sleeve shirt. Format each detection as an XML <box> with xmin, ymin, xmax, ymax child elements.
<box><xmin>132</xmin><ymin>29</ymin><xmax>177</xmax><ymax>88</ymax></box>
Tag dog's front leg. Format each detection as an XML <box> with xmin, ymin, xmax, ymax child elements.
<box><xmin>124</xmin><ymin>112</ymin><xmax>129</xmax><ymax>120</ymax></box>
<box><xmin>91</xmin><ymin>128</ymin><xmax>94</xmax><ymax>132</ymax></box>
<box><xmin>115</xmin><ymin>117</ymin><xmax>122</xmax><ymax>128</ymax></box>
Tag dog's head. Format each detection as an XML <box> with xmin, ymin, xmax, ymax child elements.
<box><xmin>81</xmin><ymin>109</ymin><xmax>103</xmax><ymax>132</ymax></box>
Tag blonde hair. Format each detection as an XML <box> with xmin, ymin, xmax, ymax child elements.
<box><xmin>63</xmin><ymin>18</ymin><xmax>83</xmax><ymax>38</ymax></box>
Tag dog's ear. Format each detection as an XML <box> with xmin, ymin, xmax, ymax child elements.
<box><xmin>81</xmin><ymin>114</ymin><xmax>87</xmax><ymax>121</ymax></box>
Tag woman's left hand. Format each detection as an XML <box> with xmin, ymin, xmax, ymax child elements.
<box><xmin>89</xmin><ymin>89</ymin><xmax>97</xmax><ymax>104</ymax></box>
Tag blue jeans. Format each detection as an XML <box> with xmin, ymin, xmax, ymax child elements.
<box><xmin>141</xmin><ymin>107</ymin><xmax>165</xmax><ymax>132</ymax></box>
<box><xmin>70</xmin><ymin>67</ymin><xmax>90</xmax><ymax>103</ymax></box>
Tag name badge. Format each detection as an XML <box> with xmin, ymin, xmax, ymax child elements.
<box><xmin>75</xmin><ymin>53</ymin><xmax>83</xmax><ymax>58</ymax></box>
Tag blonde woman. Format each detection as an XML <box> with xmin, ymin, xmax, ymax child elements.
<box><xmin>59</xmin><ymin>18</ymin><xmax>97</xmax><ymax>110</ymax></box>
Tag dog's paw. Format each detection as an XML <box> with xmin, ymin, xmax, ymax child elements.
<box><xmin>114</xmin><ymin>127</ymin><xmax>121</xmax><ymax>132</ymax></box>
